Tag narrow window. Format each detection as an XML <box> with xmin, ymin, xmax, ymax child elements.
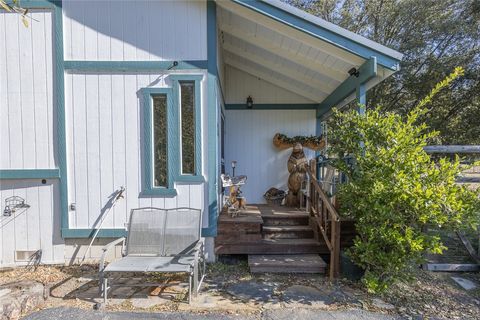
<box><xmin>153</xmin><ymin>95</ymin><xmax>168</xmax><ymax>187</ymax></box>
<box><xmin>180</xmin><ymin>81</ymin><xmax>195</xmax><ymax>174</ymax></box>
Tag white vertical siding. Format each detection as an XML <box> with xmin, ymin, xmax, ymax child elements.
<box><xmin>62</xmin><ymin>0</ymin><xmax>207</xmax><ymax>61</ymax></box>
<box><xmin>0</xmin><ymin>10</ymin><xmax>55</xmax><ymax>169</ymax></box>
<box><xmin>225</xmin><ymin>66</ymin><xmax>315</xmax><ymax>104</ymax></box>
<box><xmin>225</xmin><ymin>110</ymin><xmax>316</xmax><ymax>204</ymax></box>
<box><xmin>65</xmin><ymin>72</ymin><xmax>207</xmax><ymax>230</ymax></box>
<box><xmin>0</xmin><ymin>179</ymin><xmax>65</xmax><ymax>267</ymax></box>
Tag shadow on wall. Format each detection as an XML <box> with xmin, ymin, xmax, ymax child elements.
<box><xmin>62</xmin><ymin>0</ymin><xmax>207</xmax><ymax>61</ymax></box>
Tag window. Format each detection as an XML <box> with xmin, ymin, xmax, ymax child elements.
<box><xmin>180</xmin><ymin>81</ymin><xmax>196</xmax><ymax>174</ymax></box>
<box><xmin>171</xmin><ymin>75</ymin><xmax>203</xmax><ymax>182</ymax></box>
<box><xmin>153</xmin><ymin>95</ymin><xmax>168</xmax><ymax>187</ymax></box>
<box><xmin>141</xmin><ymin>87</ymin><xmax>176</xmax><ymax>196</ymax></box>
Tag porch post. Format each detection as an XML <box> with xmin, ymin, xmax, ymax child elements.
<box><xmin>356</xmin><ymin>83</ymin><xmax>366</xmax><ymax>115</ymax></box>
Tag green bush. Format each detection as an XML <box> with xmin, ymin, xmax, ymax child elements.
<box><xmin>328</xmin><ymin>67</ymin><xmax>480</xmax><ymax>293</ymax></box>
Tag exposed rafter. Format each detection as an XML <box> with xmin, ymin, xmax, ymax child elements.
<box><xmin>219</xmin><ymin>23</ymin><xmax>347</xmax><ymax>83</ymax></box>
<box><xmin>222</xmin><ymin>42</ymin><xmax>334</xmax><ymax>96</ymax></box>
<box><xmin>225</xmin><ymin>54</ymin><xmax>325</xmax><ymax>102</ymax></box>
<box><xmin>218</xmin><ymin>1</ymin><xmax>365</xmax><ymax>67</ymax></box>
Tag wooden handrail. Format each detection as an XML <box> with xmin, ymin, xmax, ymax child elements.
<box><xmin>305</xmin><ymin>159</ymin><xmax>341</xmax><ymax>279</ymax></box>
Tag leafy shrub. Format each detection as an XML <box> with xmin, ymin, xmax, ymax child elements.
<box><xmin>328</xmin><ymin>67</ymin><xmax>480</xmax><ymax>293</ymax></box>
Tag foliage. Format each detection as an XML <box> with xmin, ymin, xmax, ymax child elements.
<box><xmin>286</xmin><ymin>0</ymin><xmax>480</xmax><ymax>144</ymax></box>
<box><xmin>275</xmin><ymin>133</ymin><xmax>324</xmax><ymax>146</ymax></box>
<box><xmin>328</xmin><ymin>68</ymin><xmax>480</xmax><ymax>293</ymax></box>
<box><xmin>1</xmin><ymin>0</ymin><xmax>29</xmax><ymax>27</ymax></box>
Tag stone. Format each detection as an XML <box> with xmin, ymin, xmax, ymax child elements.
<box><xmin>0</xmin><ymin>289</ymin><xmax>11</xmax><ymax>298</ymax></box>
<box><xmin>225</xmin><ymin>280</ymin><xmax>276</xmax><ymax>303</ymax></box>
<box><xmin>451</xmin><ymin>277</ymin><xmax>478</xmax><ymax>291</ymax></box>
<box><xmin>282</xmin><ymin>285</ymin><xmax>332</xmax><ymax>308</ymax></box>
<box><xmin>371</xmin><ymin>298</ymin><xmax>396</xmax><ymax>310</ymax></box>
<box><xmin>0</xmin><ymin>281</ymin><xmax>45</xmax><ymax>320</ymax></box>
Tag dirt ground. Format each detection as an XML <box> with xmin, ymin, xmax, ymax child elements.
<box><xmin>1</xmin><ymin>259</ymin><xmax>479</xmax><ymax>320</ymax></box>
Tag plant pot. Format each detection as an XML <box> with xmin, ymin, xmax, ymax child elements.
<box><xmin>340</xmin><ymin>251</ymin><xmax>365</xmax><ymax>281</ymax></box>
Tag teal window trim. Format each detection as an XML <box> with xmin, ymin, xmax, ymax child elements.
<box><xmin>0</xmin><ymin>169</ymin><xmax>60</xmax><ymax>180</ymax></box>
<box><xmin>170</xmin><ymin>74</ymin><xmax>204</xmax><ymax>183</ymax></box>
<box><xmin>141</xmin><ymin>88</ymin><xmax>177</xmax><ymax>197</ymax></box>
<box><xmin>61</xmin><ymin>228</ymin><xmax>126</xmax><ymax>238</ymax></box>
<box><xmin>64</xmin><ymin>60</ymin><xmax>208</xmax><ymax>72</ymax></box>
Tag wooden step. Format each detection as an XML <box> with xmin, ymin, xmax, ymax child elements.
<box><xmin>248</xmin><ymin>254</ymin><xmax>326</xmax><ymax>273</ymax></box>
<box><xmin>262</xmin><ymin>213</ymin><xmax>310</xmax><ymax>226</ymax></box>
<box><xmin>262</xmin><ymin>225</ymin><xmax>314</xmax><ymax>239</ymax></box>
<box><xmin>215</xmin><ymin>238</ymin><xmax>328</xmax><ymax>255</ymax></box>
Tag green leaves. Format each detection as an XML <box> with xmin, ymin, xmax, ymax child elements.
<box><xmin>329</xmin><ymin>68</ymin><xmax>480</xmax><ymax>293</ymax></box>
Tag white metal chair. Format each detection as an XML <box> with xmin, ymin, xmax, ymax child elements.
<box><xmin>98</xmin><ymin>207</ymin><xmax>205</xmax><ymax>304</ymax></box>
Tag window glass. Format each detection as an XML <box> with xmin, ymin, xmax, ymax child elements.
<box><xmin>180</xmin><ymin>81</ymin><xmax>195</xmax><ymax>174</ymax></box>
<box><xmin>153</xmin><ymin>95</ymin><xmax>168</xmax><ymax>187</ymax></box>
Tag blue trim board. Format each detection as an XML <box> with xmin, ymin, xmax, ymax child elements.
<box><xmin>231</xmin><ymin>0</ymin><xmax>401</xmax><ymax>71</ymax></box>
<box><xmin>64</xmin><ymin>60</ymin><xmax>208</xmax><ymax>72</ymax></box>
<box><xmin>317</xmin><ymin>57</ymin><xmax>377</xmax><ymax>118</ymax></box>
<box><xmin>61</xmin><ymin>228</ymin><xmax>127</xmax><ymax>238</ymax></box>
<box><xmin>170</xmin><ymin>74</ymin><xmax>204</xmax><ymax>182</ymax></box>
<box><xmin>0</xmin><ymin>169</ymin><xmax>60</xmax><ymax>179</ymax></box>
<box><xmin>225</xmin><ymin>104</ymin><xmax>318</xmax><ymax>110</ymax></box>
<box><xmin>140</xmin><ymin>87</ymin><xmax>178</xmax><ymax>197</ymax></box>
<box><xmin>4</xmin><ymin>0</ymin><xmax>54</xmax><ymax>8</ymax></box>
<box><xmin>203</xmin><ymin>0</ymin><xmax>218</xmax><ymax>237</ymax></box>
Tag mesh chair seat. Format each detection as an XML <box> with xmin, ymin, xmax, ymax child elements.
<box><xmin>104</xmin><ymin>255</ymin><xmax>195</xmax><ymax>273</ymax></box>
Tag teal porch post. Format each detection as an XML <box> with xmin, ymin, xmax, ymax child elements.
<box><xmin>356</xmin><ymin>83</ymin><xmax>366</xmax><ymax>115</ymax></box>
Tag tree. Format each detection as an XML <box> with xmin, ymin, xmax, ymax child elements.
<box><xmin>287</xmin><ymin>0</ymin><xmax>480</xmax><ymax>144</ymax></box>
<box><xmin>328</xmin><ymin>67</ymin><xmax>480</xmax><ymax>292</ymax></box>
<box><xmin>1</xmin><ymin>0</ymin><xmax>29</xmax><ymax>27</ymax></box>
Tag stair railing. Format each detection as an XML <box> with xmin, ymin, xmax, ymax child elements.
<box><xmin>305</xmin><ymin>159</ymin><xmax>341</xmax><ymax>279</ymax></box>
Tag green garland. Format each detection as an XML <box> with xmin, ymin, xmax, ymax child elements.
<box><xmin>276</xmin><ymin>133</ymin><xmax>324</xmax><ymax>145</ymax></box>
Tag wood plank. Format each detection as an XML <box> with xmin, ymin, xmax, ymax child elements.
<box><xmin>424</xmin><ymin>263</ymin><xmax>480</xmax><ymax>272</ymax></box>
<box><xmin>456</xmin><ymin>231</ymin><xmax>480</xmax><ymax>264</ymax></box>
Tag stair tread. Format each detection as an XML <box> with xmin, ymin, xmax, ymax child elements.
<box><xmin>262</xmin><ymin>213</ymin><xmax>309</xmax><ymax>218</ymax></box>
<box><xmin>263</xmin><ymin>225</ymin><xmax>312</xmax><ymax>232</ymax></box>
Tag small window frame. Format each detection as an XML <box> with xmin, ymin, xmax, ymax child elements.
<box><xmin>141</xmin><ymin>87</ymin><xmax>177</xmax><ymax>197</ymax></box>
<box><xmin>171</xmin><ymin>75</ymin><xmax>204</xmax><ymax>183</ymax></box>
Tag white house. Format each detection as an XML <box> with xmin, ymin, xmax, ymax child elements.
<box><xmin>0</xmin><ymin>0</ymin><xmax>403</xmax><ymax>267</ymax></box>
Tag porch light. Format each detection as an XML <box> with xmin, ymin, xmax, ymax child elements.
<box><xmin>246</xmin><ymin>96</ymin><xmax>253</xmax><ymax>108</ymax></box>
<box><xmin>231</xmin><ymin>161</ymin><xmax>237</xmax><ymax>177</ymax></box>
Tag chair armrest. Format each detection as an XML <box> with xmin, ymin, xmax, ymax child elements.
<box><xmin>193</xmin><ymin>241</ymin><xmax>204</xmax><ymax>260</ymax></box>
<box><xmin>99</xmin><ymin>237</ymin><xmax>126</xmax><ymax>273</ymax></box>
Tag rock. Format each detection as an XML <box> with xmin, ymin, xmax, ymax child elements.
<box><xmin>282</xmin><ymin>285</ymin><xmax>332</xmax><ymax>308</ymax></box>
<box><xmin>0</xmin><ymin>281</ymin><xmax>45</xmax><ymax>320</ymax></box>
<box><xmin>372</xmin><ymin>298</ymin><xmax>395</xmax><ymax>310</ymax></box>
<box><xmin>225</xmin><ymin>280</ymin><xmax>276</xmax><ymax>303</ymax></box>
<box><xmin>451</xmin><ymin>277</ymin><xmax>478</xmax><ymax>291</ymax></box>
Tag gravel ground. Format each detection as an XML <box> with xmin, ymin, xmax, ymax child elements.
<box><xmin>23</xmin><ymin>306</ymin><xmax>400</xmax><ymax>320</ymax></box>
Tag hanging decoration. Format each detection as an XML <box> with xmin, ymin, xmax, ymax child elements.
<box><xmin>273</xmin><ymin>133</ymin><xmax>326</xmax><ymax>151</ymax></box>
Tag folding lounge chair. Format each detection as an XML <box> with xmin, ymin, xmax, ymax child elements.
<box><xmin>98</xmin><ymin>207</ymin><xmax>205</xmax><ymax>304</ymax></box>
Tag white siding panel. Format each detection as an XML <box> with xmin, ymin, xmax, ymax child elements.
<box><xmin>65</xmin><ymin>71</ymin><xmax>208</xmax><ymax>230</ymax></box>
<box><xmin>0</xmin><ymin>180</ymin><xmax>65</xmax><ymax>267</ymax></box>
<box><xmin>225</xmin><ymin>110</ymin><xmax>316</xmax><ymax>204</ymax></box>
<box><xmin>63</xmin><ymin>0</ymin><xmax>207</xmax><ymax>61</ymax></box>
<box><xmin>0</xmin><ymin>10</ymin><xmax>55</xmax><ymax>169</ymax></box>
<box><xmin>225</xmin><ymin>66</ymin><xmax>315</xmax><ymax>104</ymax></box>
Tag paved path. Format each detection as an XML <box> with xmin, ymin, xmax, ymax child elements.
<box><xmin>24</xmin><ymin>307</ymin><xmax>400</xmax><ymax>320</ymax></box>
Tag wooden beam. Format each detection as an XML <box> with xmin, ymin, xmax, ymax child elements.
<box><xmin>222</xmin><ymin>42</ymin><xmax>335</xmax><ymax>95</ymax></box>
<box><xmin>225</xmin><ymin>54</ymin><xmax>325</xmax><ymax>102</ymax></box>
<box><xmin>220</xmin><ymin>23</ymin><xmax>347</xmax><ymax>83</ymax></box>
<box><xmin>317</xmin><ymin>57</ymin><xmax>377</xmax><ymax>118</ymax></box>
<box><xmin>424</xmin><ymin>145</ymin><xmax>480</xmax><ymax>154</ymax></box>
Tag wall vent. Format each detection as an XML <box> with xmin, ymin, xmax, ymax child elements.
<box><xmin>15</xmin><ymin>250</ymin><xmax>40</xmax><ymax>262</ymax></box>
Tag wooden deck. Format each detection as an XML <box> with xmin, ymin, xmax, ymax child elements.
<box><xmin>215</xmin><ymin>204</ymin><xmax>354</xmax><ymax>255</ymax></box>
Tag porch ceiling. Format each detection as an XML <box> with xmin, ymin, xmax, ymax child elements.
<box><xmin>217</xmin><ymin>0</ymin><xmax>403</xmax><ymax>109</ymax></box>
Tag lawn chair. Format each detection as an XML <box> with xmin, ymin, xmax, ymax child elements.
<box><xmin>98</xmin><ymin>207</ymin><xmax>205</xmax><ymax>304</ymax></box>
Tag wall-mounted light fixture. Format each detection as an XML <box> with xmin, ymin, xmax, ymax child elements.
<box><xmin>348</xmin><ymin>67</ymin><xmax>359</xmax><ymax>78</ymax></box>
<box><xmin>246</xmin><ymin>96</ymin><xmax>253</xmax><ymax>109</ymax></box>
<box><xmin>231</xmin><ymin>160</ymin><xmax>237</xmax><ymax>177</ymax></box>
<box><xmin>3</xmin><ymin>196</ymin><xmax>30</xmax><ymax>217</ymax></box>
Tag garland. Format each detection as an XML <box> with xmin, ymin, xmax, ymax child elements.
<box><xmin>273</xmin><ymin>133</ymin><xmax>326</xmax><ymax>151</ymax></box>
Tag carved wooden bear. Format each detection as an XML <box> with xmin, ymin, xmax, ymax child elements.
<box><xmin>286</xmin><ymin>142</ymin><xmax>308</xmax><ymax>207</ymax></box>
